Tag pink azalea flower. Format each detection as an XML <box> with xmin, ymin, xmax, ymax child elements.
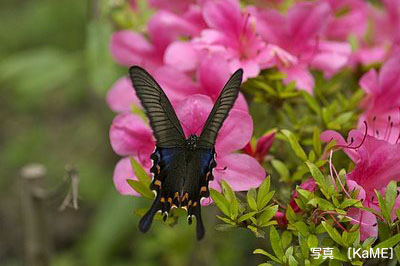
<box><xmin>321</xmin><ymin>129</ymin><xmax>400</xmax><ymax>240</ymax></box>
<box><xmin>110</xmin><ymin>94</ymin><xmax>265</xmax><ymax>196</ymax></box>
<box><xmin>349</xmin><ymin>0</ymin><xmax>399</xmax><ymax>66</ymax></box>
<box><xmin>107</xmin><ymin>55</ymin><xmax>249</xmax><ymax>113</ymax></box>
<box><xmin>167</xmin><ymin>0</ymin><xmax>274</xmax><ymax>81</ymax></box>
<box><xmin>374</xmin><ymin>0</ymin><xmax>400</xmax><ymax>46</ymax></box>
<box><xmin>274</xmin><ymin>211</ymin><xmax>288</xmax><ymax>227</ymax></box>
<box><xmin>250</xmin><ymin>1</ymin><xmax>351</xmax><ymax>92</ymax></box>
<box><xmin>322</xmin><ymin>0</ymin><xmax>368</xmax><ymax>41</ymax></box>
<box><xmin>110</xmin><ymin>30</ymin><xmax>163</xmax><ymax>71</ymax></box>
<box><xmin>106</xmin><ymin>77</ymin><xmax>140</xmax><ymax>113</ymax></box>
<box><xmin>243</xmin><ymin>132</ymin><xmax>275</xmax><ymax>163</ymax></box>
<box><xmin>358</xmin><ymin>55</ymin><xmax>400</xmax><ymax>144</ymax></box>
<box><xmin>148</xmin><ymin>0</ymin><xmax>196</xmax><ymax>13</ymax></box>
<box><xmin>110</xmin><ymin>8</ymin><xmax>203</xmax><ymax>72</ymax></box>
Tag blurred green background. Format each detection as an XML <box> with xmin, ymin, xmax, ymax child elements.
<box><xmin>0</xmin><ymin>0</ymin><xmax>261</xmax><ymax>265</ymax></box>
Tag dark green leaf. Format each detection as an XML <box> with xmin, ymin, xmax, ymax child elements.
<box><xmin>270</xmin><ymin>226</ymin><xmax>284</xmax><ymax>260</ymax></box>
<box><xmin>282</xmin><ymin>129</ymin><xmax>307</xmax><ymax>161</ymax></box>
<box><xmin>126</xmin><ymin>180</ymin><xmax>154</xmax><ymax>199</ymax></box>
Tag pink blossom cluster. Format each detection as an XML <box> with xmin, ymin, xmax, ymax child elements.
<box><xmin>320</xmin><ymin>54</ymin><xmax>400</xmax><ymax>240</ymax></box>
<box><xmin>107</xmin><ymin>0</ymin><xmax>400</xmax><ymax>238</ymax></box>
<box><xmin>287</xmin><ymin>54</ymin><xmax>400</xmax><ymax>240</ymax></box>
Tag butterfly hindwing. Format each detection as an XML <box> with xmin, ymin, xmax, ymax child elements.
<box><xmin>197</xmin><ymin>69</ymin><xmax>243</xmax><ymax>149</ymax></box>
<box><xmin>129</xmin><ymin>66</ymin><xmax>186</xmax><ymax>148</ymax></box>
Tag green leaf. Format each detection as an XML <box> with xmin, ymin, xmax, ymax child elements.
<box><xmin>340</xmin><ymin>198</ymin><xmax>362</xmax><ymax>209</ymax></box>
<box><xmin>247</xmin><ymin>188</ymin><xmax>258</xmax><ymax>211</ymax></box>
<box><xmin>306</xmin><ymin>162</ymin><xmax>329</xmax><ymax>197</ymax></box>
<box><xmin>375</xmin><ymin>190</ymin><xmax>391</xmax><ymax>223</ymax></box>
<box><xmin>298</xmin><ymin>234</ymin><xmax>309</xmax><ymax>258</ymax></box>
<box><xmin>321</xmin><ymin>221</ymin><xmax>343</xmax><ymax>246</ymax></box>
<box><xmin>333</xmin><ymin>112</ymin><xmax>353</xmax><ymax>125</ymax></box>
<box><xmin>301</xmin><ymin>91</ymin><xmax>321</xmax><ymax>114</ymax></box>
<box><xmin>285</xmin><ymin>205</ymin><xmax>297</xmax><ymax>224</ymax></box>
<box><xmin>332</xmin><ymin>246</ymin><xmax>349</xmax><ymax>262</ymax></box>
<box><xmin>271</xmin><ymin>159</ymin><xmax>290</xmax><ymax>182</ymax></box>
<box><xmin>297</xmin><ymin>188</ymin><xmax>313</xmax><ymax>200</ymax></box>
<box><xmin>294</xmin><ymin>221</ymin><xmax>310</xmax><ymax>237</ymax></box>
<box><xmin>385</xmin><ymin>181</ymin><xmax>397</xmax><ymax>215</ymax></box>
<box><xmin>253</xmin><ymin>249</ymin><xmax>281</xmax><ymax>264</ymax></box>
<box><xmin>315</xmin><ymin>224</ymin><xmax>326</xmax><ymax>234</ymax></box>
<box><xmin>238</xmin><ymin>211</ymin><xmax>258</xmax><ymax>223</ymax></box>
<box><xmin>257</xmin><ymin>177</ymin><xmax>271</xmax><ymax>209</ymax></box>
<box><xmin>248</xmin><ymin>225</ymin><xmax>265</xmax><ymax>238</ymax></box>
<box><xmin>216</xmin><ymin>215</ymin><xmax>236</xmax><ymax>225</ymax></box>
<box><xmin>374</xmin><ymin>233</ymin><xmax>400</xmax><ymax>249</ymax></box>
<box><xmin>259</xmin><ymin>205</ymin><xmax>278</xmax><ymax>226</ymax></box>
<box><xmin>307</xmin><ymin>234</ymin><xmax>318</xmax><ymax>248</ymax></box>
<box><xmin>220</xmin><ymin>180</ymin><xmax>236</xmax><ymax>203</ymax></box>
<box><xmin>378</xmin><ymin>220</ymin><xmax>391</xmax><ymax>241</ymax></box>
<box><xmin>126</xmin><ymin>180</ymin><xmax>154</xmax><ymax>199</ymax></box>
<box><xmin>210</xmin><ymin>189</ymin><xmax>230</xmax><ymax>217</ymax></box>
<box><xmin>220</xmin><ymin>180</ymin><xmax>239</xmax><ymax>220</ymax></box>
<box><xmin>130</xmin><ymin>157</ymin><xmax>151</xmax><ymax>186</ymax></box>
<box><xmin>281</xmin><ymin>231</ymin><xmax>292</xmax><ymax>249</ymax></box>
<box><xmin>282</xmin><ymin>129</ymin><xmax>307</xmax><ymax>161</ymax></box>
<box><xmin>288</xmin><ymin>255</ymin><xmax>297</xmax><ymax>266</ymax></box>
<box><xmin>215</xmin><ymin>224</ymin><xmax>237</xmax><ymax>231</ymax></box>
<box><xmin>270</xmin><ymin>226</ymin><xmax>284</xmax><ymax>260</ymax></box>
<box><xmin>394</xmin><ymin>245</ymin><xmax>400</xmax><ymax>263</ymax></box>
<box><xmin>258</xmin><ymin>191</ymin><xmax>275</xmax><ymax>211</ymax></box>
<box><xmin>313</xmin><ymin>127</ymin><xmax>322</xmax><ymax>156</ymax></box>
<box><xmin>308</xmin><ymin>198</ymin><xmax>335</xmax><ymax>211</ymax></box>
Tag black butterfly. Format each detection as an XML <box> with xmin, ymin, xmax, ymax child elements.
<box><xmin>129</xmin><ymin>66</ymin><xmax>243</xmax><ymax>240</ymax></box>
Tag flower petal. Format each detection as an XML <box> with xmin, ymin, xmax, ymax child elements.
<box><xmin>359</xmin><ymin>69</ymin><xmax>379</xmax><ymax>95</ymax></box>
<box><xmin>153</xmin><ymin>66</ymin><xmax>200</xmax><ymax>104</ymax></box>
<box><xmin>347</xmin><ymin>207</ymin><xmax>378</xmax><ymax>241</ymax></box>
<box><xmin>320</xmin><ymin>130</ymin><xmax>360</xmax><ymax>162</ymax></box>
<box><xmin>109</xmin><ymin>113</ymin><xmax>155</xmax><ymax>165</ymax></box>
<box><xmin>164</xmin><ymin>41</ymin><xmax>199</xmax><ymax>72</ymax></box>
<box><xmin>198</xmin><ymin>54</ymin><xmax>231</xmax><ymax>99</ymax></box>
<box><xmin>211</xmin><ymin>153</ymin><xmax>266</xmax><ymax>191</ymax></box>
<box><xmin>113</xmin><ymin>157</ymin><xmax>140</xmax><ymax>196</ymax></box>
<box><xmin>148</xmin><ymin>10</ymin><xmax>201</xmax><ymax>52</ymax></box>
<box><xmin>311</xmin><ymin>40</ymin><xmax>351</xmax><ymax>77</ymax></box>
<box><xmin>202</xmin><ymin>0</ymin><xmax>242</xmax><ymax>36</ymax></box>
<box><xmin>216</xmin><ymin>109</ymin><xmax>253</xmax><ymax>155</ymax></box>
<box><xmin>106</xmin><ymin>77</ymin><xmax>140</xmax><ymax>113</ymax></box>
<box><xmin>281</xmin><ymin>64</ymin><xmax>314</xmax><ymax>93</ymax></box>
<box><xmin>110</xmin><ymin>30</ymin><xmax>153</xmax><ymax>66</ymax></box>
<box><xmin>347</xmin><ymin>135</ymin><xmax>400</xmax><ymax>193</ymax></box>
<box><xmin>288</xmin><ymin>2</ymin><xmax>330</xmax><ymax>48</ymax></box>
<box><xmin>175</xmin><ymin>94</ymin><xmax>213</xmax><ymax>137</ymax></box>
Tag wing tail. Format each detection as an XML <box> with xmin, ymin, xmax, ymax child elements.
<box><xmin>138</xmin><ymin>194</ymin><xmax>161</xmax><ymax>233</ymax></box>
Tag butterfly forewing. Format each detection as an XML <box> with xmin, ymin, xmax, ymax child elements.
<box><xmin>129</xmin><ymin>66</ymin><xmax>186</xmax><ymax>148</ymax></box>
<box><xmin>197</xmin><ymin>69</ymin><xmax>243</xmax><ymax>149</ymax></box>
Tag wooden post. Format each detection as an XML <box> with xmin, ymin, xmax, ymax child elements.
<box><xmin>21</xmin><ymin>164</ymin><xmax>50</xmax><ymax>266</ymax></box>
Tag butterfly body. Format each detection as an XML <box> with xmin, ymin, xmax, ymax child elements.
<box><xmin>129</xmin><ymin>66</ymin><xmax>243</xmax><ymax>240</ymax></box>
